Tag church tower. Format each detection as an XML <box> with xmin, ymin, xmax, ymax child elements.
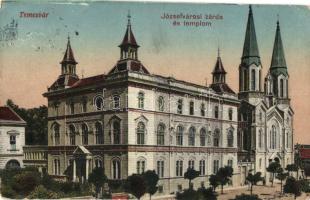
<box><xmin>212</xmin><ymin>49</ymin><xmax>226</xmax><ymax>84</ymax></box>
<box><xmin>239</xmin><ymin>6</ymin><xmax>263</xmax><ymax>103</ymax></box>
<box><xmin>60</xmin><ymin>36</ymin><xmax>78</xmax><ymax>78</ymax></box>
<box><xmin>265</xmin><ymin>20</ymin><xmax>290</xmax><ymax>106</ymax></box>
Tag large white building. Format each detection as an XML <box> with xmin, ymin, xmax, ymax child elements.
<box><xmin>0</xmin><ymin>106</ymin><xmax>26</xmax><ymax>169</ymax></box>
<box><xmin>21</xmin><ymin>5</ymin><xmax>294</xmax><ymax>196</ymax></box>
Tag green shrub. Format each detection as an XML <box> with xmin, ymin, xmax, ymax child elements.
<box><xmin>27</xmin><ymin>185</ymin><xmax>62</xmax><ymax>199</ymax></box>
<box><xmin>299</xmin><ymin>179</ymin><xmax>310</xmax><ymax>193</ymax></box>
<box><xmin>1</xmin><ymin>185</ymin><xmax>16</xmax><ymax>198</ymax></box>
<box><xmin>11</xmin><ymin>171</ymin><xmax>40</xmax><ymax>195</ymax></box>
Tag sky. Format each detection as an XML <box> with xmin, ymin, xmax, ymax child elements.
<box><xmin>0</xmin><ymin>1</ymin><xmax>309</xmax><ymax>144</ymax></box>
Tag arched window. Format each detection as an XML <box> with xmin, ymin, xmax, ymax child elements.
<box><xmin>95</xmin><ymin>122</ymin><xmax>104</xmax><ymax>144</ymax></box>
<box><xmin>258</xmin><ymin>129</ymin><xmax>263</xmax><ymax>148</ymax></box>
<box><xmin>214</xmin><ymin>106</ymin><xmax>219</xmax><ymax>119</ymax></box>
<box><xmin>199</xmin><ymin>160</ymin><xmax>206</xmax><ymax>175</ymax></box>
<box><xmin>251</xmin><ymin>69</ymin><xmax>256</xmax><ymax>91</ymax></box>
<box><xmin>95</xmin><ymin>158</ymin><xmax>103</xmax><ymax>168</ymax></box>
<box><xmin>82</xmin><ymin>124</ymin><xmax>88</xmax><ymax>145</ymax></box>
<box><xmin>176</xmin><ymin>125</ymin><xmax>183</xmax><ymax>146</ymax></box>
<box><xmin>5</xmin><ymin>160</ymin><xmax>20</xmax><ymax>169</ymax></box>
<box><xmin>112</xmin><ymin>159</ymin><xmax>121</xmax><ymax>179</ymax></box>
<box><xmin>157</xmin><ymin>124</ymin><xmax>165</xmax><ymax>145</ymax></box>
<box><xmin>113</xmin><ymin>95</ymin><xmax>120</xmax><ymax>109</ymax></box>
<box><xmin>53</xmin><ymin>123</ymin><xmax>60</xmax><ymax>145</ymax></box>
<box><xmin>188</xmin><ymin>127</ymin><xmax>195</xmax><ymax>146</ymax></box>
<box><xmin>94</xmin><ymin>95</ymin><xmax>104</xmax><ymax>111</ymax></box>
<box><xmin>280</xmin><ymin>79</ymin><xmax>284</xmax><ymax>98</ymax></box>
<box><xmin>112</xmin><ymin>121</ymin><xmax>121</xmax><ymax>144</ymax></box>
<box><xmin>137</xmin><ymin>122</ymin><xmax>145</xmax><ymax>145</ymax></box>
<box><xmin>189</xmin><ymin>101</ymin><xmax>194</xmax><ymax>115</ymax></box>
<box><xmin>213</xmin><ymin>129</ymin><xmax>220</xmax><ymax>147</ymax></box>
<box><xmin>69</xmin><ymin>125</ymin><xmax>75</xmax><ymax>145</ymax></box>
<box><xmin>177</xmin><ymin>99</ymin><xmax>183</xmax><ymax>114</ymax></box>
<box><xmin>227</xmin><ymin>129</ymin><xmax>234</xmax><ymax>147</ymax></box>
<box><xmin>156</xmin><ymin>160</ymin><xmax>164</xmax><ymax>178</ymax></box>
<box><xmin>200</xmin><ymin>103</ymin><xmax>205</xmax><ymax>117</ymax></box>
<box><xmin>200</xmin><ymin>128</ymin><xmax>206</xmax><ymax>146</ymax></box>
<box><xmin>138</xmin><ymin>92</ymin><xmax>144</xmax><ymax>109</ymax></box>
<box><xmin>158</xmin><ymin>96</ymin><xmax>164</xmax><ymax>111</ymax></box>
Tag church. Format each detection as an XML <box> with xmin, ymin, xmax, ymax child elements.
<box><xmin>24</xmin><ymin>5</ymin><xmax>294</xmax><ymax>196</ymax></box>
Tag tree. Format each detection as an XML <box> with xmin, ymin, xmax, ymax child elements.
<box><xmin>209</xmin><ymin>174</ymin><xmax>220</xmax><ymax>192</ymax></box>
<box><xmin>266</xmin><ymin>161</ymin><xmax>281</xmax><ymax>186</ymax></box>
<box><xmin>176</xmin><ymin>188</ymin><xmax>198</xmax><ymax>200</ymax></box>
<box><xmin>11</xmin><ymin>170</ymin><xmax>41</xmax><ymax>196</ymax></box>
<box><xmin>246</xmin><ymin>171</ymin><xmax>263</xmax><ymax>195</ymax></box>
<box><xmin>197</xmin><ymin>186</ymin><xmax>217</xmax><ymax>200</ymax></box>
<box><xmin>216</xmin><ymin>166</ymin><xmax>233</xmax><ymax>194</ymax></box>
<box><xmin>276</xmin><ymin>168</ymin><xmax>288</xmax><ymax>195</ymax></box>
<box><xmin>88</xmin><ymin>167</ymin><xmax>108</xmax><ymax>198</ymax></box>
<box><xmin>184</xmin><ymin>168</ymin><xmax>200</xmax><ymax>188</ymax></box>
<box><xmin>142</xmin><ymin>170</ymin><xmax>159</xmax><ymax>200</ymax></box>
<box><xmin>286</xmin><ymin>164</ymin><xmax>298</xmax><ymax>177</ymax></box>
<box><xmin>283</xmin><ymin>176</ymin><xmax>301</xmax><ymax>199</ymax></box>
<box><xmin>124</xmin><ymin>174</ymin><xmax>146</xmax><ymax>200</ymax></box>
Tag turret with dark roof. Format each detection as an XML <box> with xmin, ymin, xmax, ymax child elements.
<box><xmin>61</xmin><ymin>36</ymin><xmax>77</xmax><ymax>65</ymax></box>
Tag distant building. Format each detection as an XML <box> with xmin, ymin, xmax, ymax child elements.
<box><xmin>296</xmin><ymin>144</ymin><xmax>310</xmax><ymax>177</ymax></box>
<box><xmin>0</xmin><ymin>106</ymin><xmax>26</xmax><ymax>169</ymax></box>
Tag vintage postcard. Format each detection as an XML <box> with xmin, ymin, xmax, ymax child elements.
<box><xmin>0</xmin><ymin>0</ymin><xmax>309</xmax><ymax>199</ymax></box>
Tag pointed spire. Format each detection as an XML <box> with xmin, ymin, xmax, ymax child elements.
<box><xmin>241</xmin><ymin>5</ymin><xmax>261</xmax><ymax>66</ymax></box>
<box><xmin>270</xmin><ymin>19</ymin><xmax>287</xmax><ymax>75</ymax></box>
<box><xmin>212</xmin><ymin>48</ymin><xmax>226</xmax><ymax>74</ymax></box>
<box><xmin>119</xmin><ymin>11</ymin><xmax>139</xmax><ymax>48</ymax></box>
<box><xmin>61</xmin><ymin>36</ymin><xmax>77</xmax><ymax>64</ymax></box>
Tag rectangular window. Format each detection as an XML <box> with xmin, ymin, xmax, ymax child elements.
<box><xmin>177</xmin><ymin>99</ymin><xmax>183</xmax><ymax>114</ymax></box>
<box><xmin>228</xmin><ymin>159</ymin><xmax>233</xmax><ymax>168</ymax></box>
<box><xmin>201</xmin><ymin>103</ymin><xmax>205</xmax><ymax>117</ymax></box>
<box><xmin>189</xmin><ymin>101</ymin><xmax>194</xmax><ymax>115</ymax></box>
<box><xmin>82</xmin><ymin>100</ymin><xmax>87</xmax><ymax>113</ymax></box>
<box><xmin>176</xmin><ymin>160</ymin><xmax>183</xmax><ymax>177</ymax></box>
<box><xmin>137</xmin><ymin>161</ymin><xmax>145</xmax><ymax>174</ymax></box>
<box><xmin>158</xmin><ymin>185</ymin><xmax>164</xmax><ymax>193</ymax></box>
<box><xmin>199</xmin><ymin>160</ymin><xmax>205</xmax><ymax>175</ymax></box>
<box><xmin>70</xmin><ymin>102</ymin><xmax>74</xmax><ymax>114</ymax></box>
<box><xmin>228</xmin><ymin>108</ymin><xmax>233</xmax><ymax>120</ymax></box>
<box><xmin>10</xmin><ymin>135</ymin><xmax>16</xmax><ymax>150</ymax></box>
<box><xmin>214</xmin><ymin>106</ymin><xmax>219</xmax><ymax>119</ymax></box>
<box><xmin>188</xmin><ymin>160</ymin><xmax>194</xmax><ymax>169</ymax></box>
<box><xmin>157</xmin><ymin>161</ymin><xmax>164</xmax><ymax>178</ymax></box>
<box><xmin>213</xmin><ymin>160</ymin><xmax>219</xmax><ymax>174</ymax></box>
<box><xmin>259</xmin><ymin>158</ymin><xmax>262</xmax><ymax>169</ymax></box>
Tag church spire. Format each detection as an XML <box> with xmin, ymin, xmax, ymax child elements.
<box><xmin>61</xmin><ymin>36</ymin><xmax>77</xmax><ymax>65</ymax></box>
<box><xmin>119</xmin><ymin>11</ymin><xmax>139</xmax><ymax>49</ymax></box>
<box><xmin>241</xmin><ymin>5</ymin><xmax>261</xmax><ymax>66</ymax></box>
<box><xmin>270</xmin><ymin>19</ymin><xmax>288</xmax><ymax>75</ymax></box>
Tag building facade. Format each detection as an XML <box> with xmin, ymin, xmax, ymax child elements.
<box><xmin>0</xmin><ymin>106</ymin><xmax>26</xmax><ymax>169</ymax></box>
<box><xmin>40</xmin><ymin>5</ymin><xmax>293</xmax><ymax>195</ymax></box>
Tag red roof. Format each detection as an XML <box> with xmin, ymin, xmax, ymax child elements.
<box><xmin>0</xmin><ymin>106</ymin><xmax>24</xmax><ymax>121</ymax></box>
<box><xmin>71</xmin><ymin>74</ymin><xmax>105</xmax><ymax>88</ymax></box>
<box><xmin>300</xmin><ymin>148</ymin><xmax>310</xmax><ymax>159</ymax></box>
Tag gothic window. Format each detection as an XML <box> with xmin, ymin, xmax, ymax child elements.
<box><xmin>227</xmin><ymin>129</ymin><xmax>234</xmax><ymax>147</ymax></box>
<box><xmin>259</xmin><ymin>111</ymin><xmax>262</xmax><ymax>122</ymax></box>
<box><xmin>213</xmin><ymin>160</ymin><xmax>219</xmax><ymax>174</ymax></box>
<box><xmin>199</xmin><ymin>160</ymin><xmax>205</xmax><ymax>175</ymax></box>
<box><xmin>54</xmin><ymin>159</ymin><xmax>60</xmax><ymax>175</ymax></box>
<box><xmin>113</xmin><ymin>95</ymin><xmax>120</xmax><ymax>109</ymax></box>
<box><xmin>243</xmin><ymin>69</ymin><xmax>247</xmax><ymax>91</ymax></box>
<box><xmin>188</xmin><ymin>160</ymin><xmax>195</xmax><ymax>169</ymax></box>
<box><xmin>112</xmin><ymin>121</ymin><xmax>121</xmax><ymax>144</ymax></box>
<box><xmin>270</xmin><ymin>125</ymin><xmax>277</xmax><ymax>149</ymax></box>
<box><xmin>9</xmin><ymin>135</ymin><xmax>16</xmax><ymax>150</ymax></box>
<box><xmin>176</xmin><ymin>125</ymin><xmax>184</xmax><ymax>146</ymax></box>
<box><xmin>112</xmin><ymin>159</ymin><xmax>121</xmax><ymax>179</ymax></box>
<box><xmin>157</xmin><ymin>123</ymin><xmax>165</xmax><ymax>145</ymax></box>
<box><xmin>95</xmin><ymin>122</ymin><xmax>104</xmax><ymax>144</ymax></box>
<box><xmin>137</xmin><ymin>160</ymin><xmax>146</xmax><ymax>174</ymax></box>
<box><xmin>177</xmin><ymin>99</ymin><xmax>183</xmax><ymax>114</ymax></box>
<box><xmin>158</xmin><ymin>96</ymin><xmax>164</xmax><ymax>111</ymax></box>
<box><xmin>137</xmin><ymin>122</ymin><xmax>145</xmax><ymax>145</ymax></box>
<box><xmin>286</xmin><ymin>131</ymin><xmax>289</xmax><ymax>148</ymax></box>
<box><xmin>200</xmin><ymin>128</ymin><xmax>206</xmax><ymax>146</ymax></box>
<box><xmin>189</xmin><ymin>101</ymin><xmax>194</xmax><ymax>115</ymax></box>
<box><xmin>251</xmin><ymin>69</ymin><xmax>256</xmax><ymax>91</ymax></box>
<box><xmin>70</xmin><ymin>102</ymin><xmax>75</xmax><ymax>114</ymax></box>
<box><xmin>214</xmin><ymin>106</ymin><xmax>219</xmax><ymax>119</ymax></box>
<box><xmin>94</xmin><ymin>95</ymin><xmax>104</xmax><ymax>111</ymax></box>
<box><xmin>280</xmin><ymin>79</ymin><xmax>284</xmax><ymax>98</ymax></box>
<box><xmin>176</xmin><ymin>160</ymin><xmax>183</xmax><ymax>177</ymax></box>
<box><xmin>69</xmin><ymin>125</ymin><xmax>75</xmax><ymax>145</ymax></box>
<box><xmin>138</xmin><ymin>92</ymin><xmax>144</xmax><ymax>109</ymax></box>
<box><xmin>95</xmin><ymin>159</ymin><xmax>103</xmax><ymax>168</ymax></box>
<box><xmin>228</xmin><ymin>108</ymin><xmax>233</xmax><ymax>120</ymax></box>
<box><xmin>82</xmin><ymin>123</ymin><xmax>88</xmax><ymax>145</ymax></box>
<box><xmin>213</xmin><ymin>129</ymin><xmax>220</xmax><ymax>147</ymax></box>
<box><xmin>188</xmin><ymin>127</ymin><xmax>195</xmax><ymax>146</ymax></box>
<box><xmin>157</xmin><ymin>160</ymin><xmax>164</xmax><ymax>178</ymax></box>
<box><xmin>200</xmin><ymin>103</ymin><xmax>205</xmax><ymax>117</ymax></box>
<box><xmin>53</xmin><ymin>123</ymin><xmax>60</xmax><ymax>145</ymax></box>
